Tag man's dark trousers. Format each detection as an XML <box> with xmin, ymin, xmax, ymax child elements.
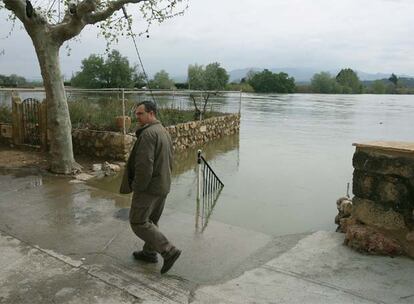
<box><xmin>129</xmin><ymin>191</ymin><xmax>173</xmax><ymax>256</ymax></box>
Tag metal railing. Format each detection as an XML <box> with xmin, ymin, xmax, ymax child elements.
<box><xmin>196</xmin><ymin>149</ymin><xmax>224</xmax><ymax>232</ymax></box>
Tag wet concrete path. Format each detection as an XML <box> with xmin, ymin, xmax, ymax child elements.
<box><xmin>0</xmin><ymin>168</ymin><xmax>299</xmax><ymax>283</ymax></box>
<box><xmin>1</xmin><ymin>168</ymin><xmax>413</xmax><ymax>303</ymax></box>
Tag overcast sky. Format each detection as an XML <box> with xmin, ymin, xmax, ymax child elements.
<box><xmin>1</xmin><ymin>0</ymin><xmax>413</xmax><ymax>80</ymax></box>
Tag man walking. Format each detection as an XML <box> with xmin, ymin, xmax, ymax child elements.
<box><xmin>120</xmin><ymin>101</ymin><xmax>181</xmax><ymax>274</ymax></box>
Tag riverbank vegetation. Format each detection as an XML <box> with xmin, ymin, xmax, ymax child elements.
<box><xmin>0</xmin><ymin>104</ymin><xmax>12</xmax><ymax>123</ymax></box>
<box><xmin>68</xmin><ymin>98</ymin><xmax>221</xmax><ymax>131</ymax></box>
<box><xmin>68</xmin><ymin>50</ymin><xmax>414</xmax><ymax>94</ymax></box>
<box><xmin>0</xmin><ymin>74</ymin><xmax>42</xmax><ymax>88</ymax></box>
<box><xmin>4</xmin><ymin>48</ymin><xmax>414</xmax><ymax>94</ymax></box>
<box><xmin>0</xmin><ymin>96</ymin><xmax>221</xmax><ymax>131</ymax></box>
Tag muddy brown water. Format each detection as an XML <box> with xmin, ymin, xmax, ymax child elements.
<box><xmin>87</xmin><ymin>93</ymin><xmax>414</xmax><ymax>236</ymax></box>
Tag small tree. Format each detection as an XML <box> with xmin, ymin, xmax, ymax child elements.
<box><xmin>150</xmin><ymin>70</ymin><xmax>175</xmax><ymax>89</ymax></box>
<box><xmin>187</xmin><ymin>62</ymin><xmax>229</xmax><ymax>91</ymax></box>
<box><xmin>71</xmin><ymin>55</ymin><xmax>106</xmax><ymax>88</ymax></box>
<box><xmin>204</xmin><ymin>62</ymin><xmax>229</xmax><ymax>90</ymax></box>
<box><xmin>311</xmin><ymin>72</ymin><xmax>336</xmax><ymax>93</ymax></box>
<box><xmin>190</xmin><ymin>92</ymin><xmax>216</xmax><ymax>120</ymax></box>
<box><xmin>133</xmin><ymin>69</ymin><xmax>147</xmax><ymax>88</ymax></box>
<box><xmin>188</xmin><ymin>64</ymin><xmax>205</xmax><ymax>90</ymax></box>
<box><xmin>102</xmin><ymin>50</ymin><xmax>134</xmax><ymax>88</ymax></box>
<box><xmin>248</xmin><ymin>69</ymin><xmax>295</xmax><ymax>93</ymax></box>
<box><xmin>336</xmin><ymin>68</ymin><xmax>363</xmax><ymax>94</ymax></box>
<box><xmin>1</xmin><ymin>0</ymin><xmax>188</xmax><ymax>174</ymax></box>
<box><xmin>71</xmin><ymin>50</ymin><xmax>135</xmax><ymax>88</ymax></box>
<box><xmin>0</xmin><ymin>74</ymin><xmax>27</xmax><ymax>87</ymax></box>
<box><xmin>389</xmin><ymin>73</ymin><xmax>399</xmax><ymax>86</ymax></box>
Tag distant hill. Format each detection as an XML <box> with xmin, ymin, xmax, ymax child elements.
<box><xmin>228</xmin><ymin>67</ymin><xmax>413</xmax><ymax>83</ymax></box>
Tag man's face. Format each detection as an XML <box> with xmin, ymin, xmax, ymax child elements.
<box><xmin>135</xmin><ymin>104</ymin><xmax>153</xmax><ymax>126</ymax></box>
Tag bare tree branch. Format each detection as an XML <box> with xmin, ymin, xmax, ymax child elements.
<box><xmin>3</xmin><ymin>0</ymin><xmax>27</xmax><ymax>22</ymax></box>
<box><xmin>50</xmin><ymin>0</ymin><xmax>149</xmax><ymax>44</ymax></box>
<box><xmin>3</xmin><ymin>0</ymin><xmax>50</xmax><ymax>37</ymax></box>
<box><xmin>83</xmin><ymin>0</ymin><xmax>149</xmax><ymax>24</ymax></box>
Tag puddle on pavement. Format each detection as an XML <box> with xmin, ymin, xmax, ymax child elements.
<box><xmin>113</xmin><ymin>208</ymin><xmax>130</xmax><ymax>221</ymax></box>
<box><xmin>0</xmin><ymin>173</ymin><xmax>43</xmax><ymax>195</ymax></box>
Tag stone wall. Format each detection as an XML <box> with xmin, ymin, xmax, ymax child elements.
<box><xmin>72</xmin><ymin>129</ymin><xmax>135</xmax><ymax>160</ymax></box>
<box><xmin>341</xmin><ymin>142</ymin><xmax>414</xmax><ymax>257</ymax></box>
<box><xmin>166</xmin><ymin>114</ymin><xmax>240</xmax><ymax>151</ymax></box>
<box><xmin>71</xmin><ymin>113</ymin><xmax>240</xmax><ymax>161</ymax></box>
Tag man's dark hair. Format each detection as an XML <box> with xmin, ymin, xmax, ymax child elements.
<box><xmin>137</xmin><ymin>100</ymin><xmax>157</xmax><ymax>115</ymax></box>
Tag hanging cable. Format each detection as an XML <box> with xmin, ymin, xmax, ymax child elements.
<box><xmin>121</xmin><ymin>5</ymin><xmax>163</xmax><ymax>122</ymax></box>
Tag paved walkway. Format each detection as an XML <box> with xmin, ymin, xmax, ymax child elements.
<box><xmin>0</xmin><ymin>168</ymin><xmax>413</xmax><ymax>303</ymax></box>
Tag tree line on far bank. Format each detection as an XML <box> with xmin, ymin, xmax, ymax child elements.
<box><xmin>2</xmin><ymin>49</ymin><xmax>412</xmax><ymax>94</ymax></box>
<box><xmin>0</xmin><ymin>74</ymin><xmax>42</xmax><ymax>88</ymax></box>
<box><xmin>68</xmin><ymin>51</ymin><xmax>414</xmax><ymax>94</ymax></box>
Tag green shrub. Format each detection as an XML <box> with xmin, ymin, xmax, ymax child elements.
<box><xmin>0</xmin><ymin>104</ymin><xmax>12</xmax><ymax>123</ymax></box>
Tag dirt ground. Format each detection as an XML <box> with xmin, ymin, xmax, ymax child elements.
<box><xmin>0</xmin><ymin>145</ymin><xmax>49</xmax><ymax>170</ymax></box>
<box><xmin>0</xmin><ymin>145</ymin><xmax>109</xmax><ymax>173</ymax></box>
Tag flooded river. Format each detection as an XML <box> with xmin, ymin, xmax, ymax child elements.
<box><xmin>3</xmin><ymin>90</ymin><xmax>413</xmax><ymax>236</ymax></box>
<box><xmin>91</xmin><ymin>93</ymin><xmax>414</xmax><ymax>237</ymax></box>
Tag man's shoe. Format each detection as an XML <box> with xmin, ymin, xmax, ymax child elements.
<box><xmin>132</xmin><ymin>251</ymin><xmax>158</xmax><ymax>263</ymax></box>
<box><xmin>160</xmin><ymin>248</ymin><xmax>181</xmax><ymax>274</ymax></box>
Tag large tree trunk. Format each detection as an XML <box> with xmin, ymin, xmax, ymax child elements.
<box><xmin>32</xmin><ymin>34</ymin><xmax>78</xmax><ymax>174</ymax></box>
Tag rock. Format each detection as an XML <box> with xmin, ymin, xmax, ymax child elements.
<box><xmin>74</xmin><ymin>173</ymin><xmax>94</xmax><ymax>181</ymax></box>
<box><xmin>69</xmin><ymin>179</ymin><xmax>85</xmax><ymax>184</ymax></box>
<box><xmin>102</xmin><ymin>161</ymin><xmax>121</xmax><ymax>176</ymax></box>
<box><xmin>344</xmin><ymin>224</ymin><xmax>403</xmax><ymax>256</ymax></box>
<box><xmin>335</xmin><ymin>197</ymin><xmax>353</xmax><ymax>232</ymax></box>
<box><xmin>114</xmin><ymin>161</ymin><xmax>126</xmax><ymax>167</ymax></box>
<box><xmin>336</xmin><ymin>196</ymin><xmax>349</xmax><ymax>211</ymax></box>
<box><xmin>406</xmin><ymin>232</ymin><xmax>414</xmax><ymax>242</ymax></box>
<box><xmin>352</xmin><ymin>198</ymin><xmax>406</xmax><ymax>231</ymax></box>
<box><xmin>338</xmin><ymin>216</ymin><xmax>357</xmax><ymax>233</ymax></box>
<box><xmin>335</xmin><ymin>214</ymin><xmax>340</xmax><ymax>225</ymax></box>
<box><xmin>92</xmin><ymin>164</ymin><xmax>102</xmax><ymax>172</ymax></box>
<box><xmin>340</xmin><ymin>200</ymin><xmax>353</xmax><ymax>216</ymax></box>
<box><xmin>55</xmin><ymin>287</ymin><xmax>76</xmax><ymax>298</ymax></box>
<box><xmin>109</xmin><ymin>163</ymin><xmax>121</xmax><ymax>172</ymax></box>
<box><xmin>336</xmin><ymin>197</ymin><xmax>352</xmax><ymax>216</ymax></box>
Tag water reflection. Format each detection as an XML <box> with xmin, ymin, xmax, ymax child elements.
<box><xmin>195</xmin><ymin>188</ymin><xmax>223</xmax><ymax>233</ymax></box>
<box><xmin>173</xmin><ymin>133</ymin><xmax>240</xmax><ymax>176</ymax></box>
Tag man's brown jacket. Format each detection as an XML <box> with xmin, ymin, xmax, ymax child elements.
<box><xmin>120</xmin><ymin>121</ymin><xmax>173</xmax><ymax>196</ymax></box>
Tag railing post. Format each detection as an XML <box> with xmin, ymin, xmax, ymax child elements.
<box><xmin>196</xmin><ymin>149</ymin><xmax>202</xmax><ymax>231</ymax></box>
<box><xmin>122</xmin><ymin>88</ymin><xmax>126</xmax><ymax>135</ymax></box>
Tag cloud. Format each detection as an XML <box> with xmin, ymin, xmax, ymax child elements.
<box><xmin>1</xmin><ymin>0</ymin><xmax>413</xmax><ymax>79</ymax></box>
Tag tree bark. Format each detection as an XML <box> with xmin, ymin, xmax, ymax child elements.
<box><xmin>32</xmin><ymin>33</ymin><xmax>78</xmax><ymax>174</ymax></box>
